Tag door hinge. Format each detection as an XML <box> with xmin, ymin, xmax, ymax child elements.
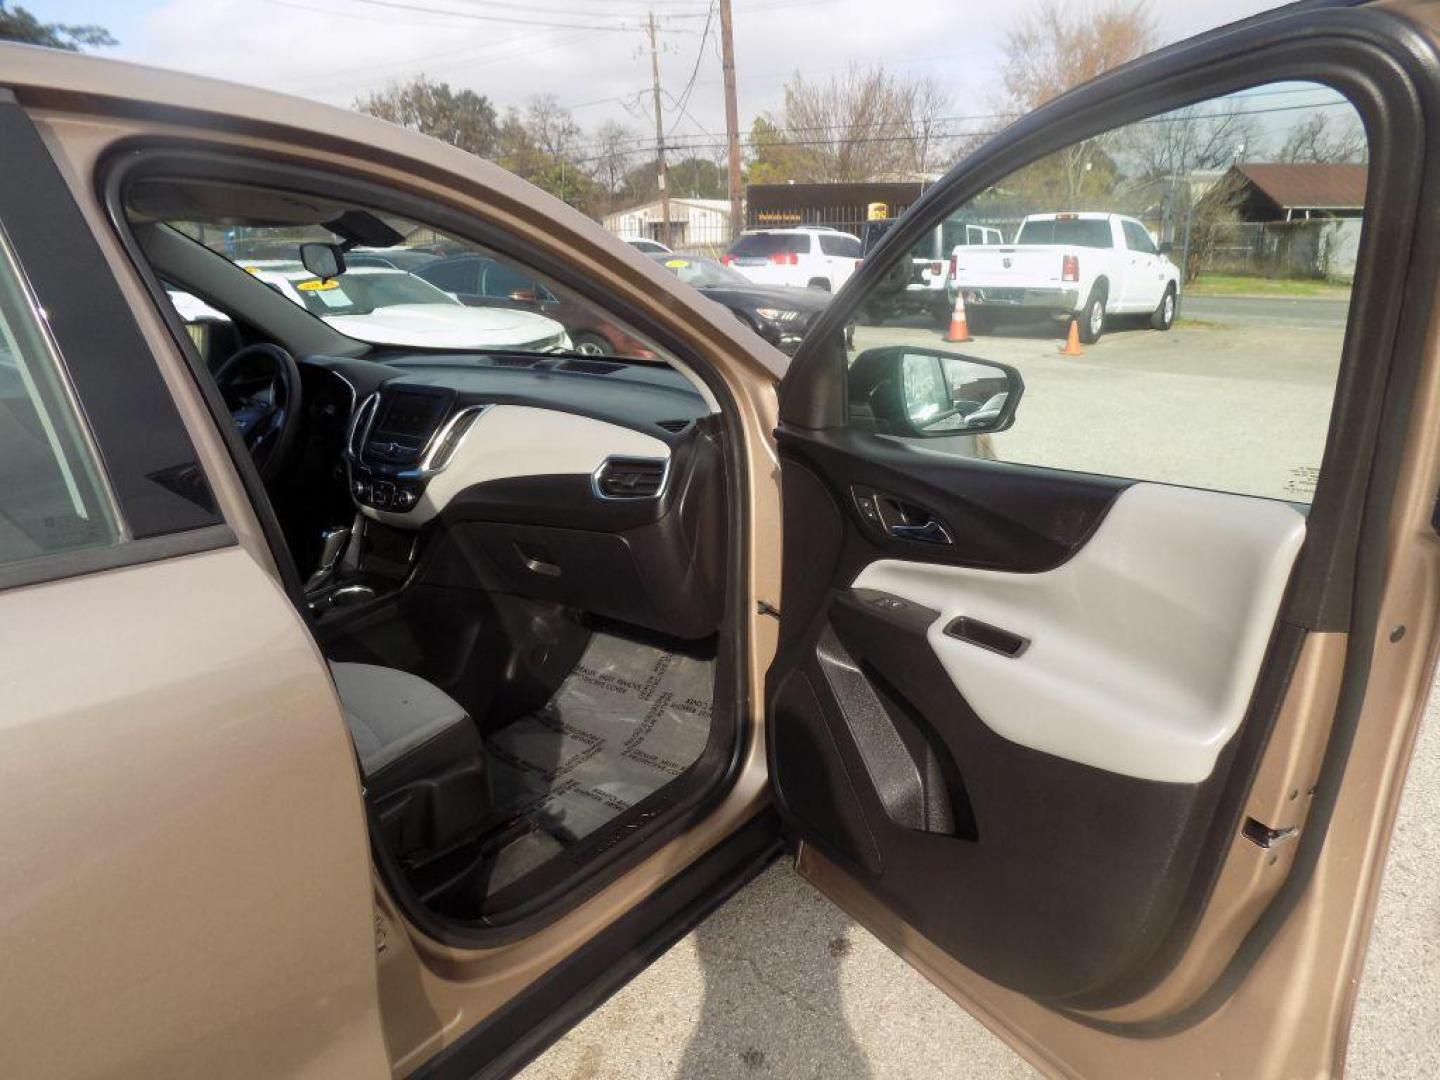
<box><xmin>1242</xmin><ymin>817</ymin><xmax>1299</xmax><ymax>849</ymax></box>
<box><xmin>757</xmin><ymin>599</ymin><xmax>781</xmax><ymax>619</ymax></box>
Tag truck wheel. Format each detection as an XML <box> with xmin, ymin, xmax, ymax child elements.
<box><xmin>807</xmin><ymin>277</ymin><xmax>832</xmax><ymax>292</ymax></box>
<box><xmin>1150</xmin><ymin>284</ymin><xmax>1177</xmax><ymax>331</ymax></box>
<box><xmin>1078</xmin><ymin>285</ymin><xmax>1107</xmax><ymax>344</ymax></box>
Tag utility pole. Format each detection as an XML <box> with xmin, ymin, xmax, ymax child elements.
<box><xmin>646</xmin><ymin>12</ymin><xmax>672</xmax><ymax>249</ymax></box>
<box><xmin>718</xmin><ymin>0</ymin><xmax>744</xmax><ymax>241</ymax></box>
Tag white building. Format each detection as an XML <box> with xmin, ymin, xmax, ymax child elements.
<box><xmin>603</xmin><ymin>197</ymin><xmax>733</xmax><ymax>252</ymax></box>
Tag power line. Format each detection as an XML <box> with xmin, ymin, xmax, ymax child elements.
<box><xmin>666</xmin><ymin>0</ymin><xmax>714</xmax><ymax>138</ymax></box>
<box><xmin>311</xmin><ymin>0</ymin><xmax>642</xmax><ymax>31</ymax></box>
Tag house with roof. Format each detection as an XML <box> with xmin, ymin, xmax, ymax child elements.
<box><xmin>1222</xmin><ymin>162</ymin><xmax>1367</xmax><ymax>221</ymax></box>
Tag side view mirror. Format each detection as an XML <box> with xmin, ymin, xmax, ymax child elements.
<box><xmin>848</xmin><ymin>346</ymin><xmax>1024</xmax><ymax>437</ymax></box>
<box><xmin>300</xmin><ymin>242</ymin><xmax>346</xmax><ymax>280</ymax></box>
<box><xmin>1157</xmin><ymin>241</ymin><xmax>1175</xmax><ymax>256</ymax></box>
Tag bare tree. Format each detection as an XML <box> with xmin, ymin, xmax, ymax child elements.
<box><xmin>1278</xmin><ymin>112</ymin><xmax>1367</xmax><ymax>163</ymax></box>
<box><xmin>992</xmin><ymin>0</ymin><xmax>1156</xmax><ymax>202</ymax></box>
<box><xmin>901</xmin><ymin>76</ymin><xmax>955</xmax><ymax>176</ymax></box>
<box><xmin>997</xmin><ymin>1</ymin><xmax>1157</xmax><ymax>116</ymax></box>
<box><xmin>589</xmin><ymin>121</ymin><xmax>639</xmax><ymax>209</ymax></box>
<box><xmin>1122</xmin><ymin>99</ymin><xmax>1262</xmax><ymax>180</ymax></box>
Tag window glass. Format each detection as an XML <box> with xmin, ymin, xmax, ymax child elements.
<box><xmin>1123</xmin><ymin>220</ymin><xmax>1158</xmax><ymax>253</ymax></box>
<box><xmin>821</xmin><ymin>234</ymin><xmax>863</xmax><ymax>258</ymax></box>
<box><xmin>0</xmin><ymin>232</ymin><xmax>118</xmax><ymax>567</ymax></box>
<box><xmin>731</xmin><ymin>232</ymin><xmax>810</xmax><ymax>257</ymax></box>
<box><xmin>850</xmin><ymin>81</ymin><xmax>1366</xmax><ymax>504</ymax></box>
<box><xmin>418</xmin><ymin>259</ymin><xmax>478</xmax><ymax>294</ymax></box>
<box><xmin>150</xmin><ymin>183</ymin><xmax>670</xmax><ymax>362</ymax></box>
<box><xmin>1014</xmin><ymin>216</ymin><xmax>1114</xmax><ymax>248</ymax></box>
<box><xmin>479</xmin><ymin>260</ymin><xmax>535</xmax><ymax>299</ymax></box>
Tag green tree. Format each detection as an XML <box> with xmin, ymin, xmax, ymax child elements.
<box><xmin>0</xmin><ymin>3</ymin><xmax>115</xmax><ymax>50</ymax></box>
<box><xmin>354</xmin><ymin>76</ymin><xmax>498</xmax><ymax>159</ymax></box>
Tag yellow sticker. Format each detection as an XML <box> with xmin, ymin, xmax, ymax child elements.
<box><xmin>297</xmin><ymin>278</ymin><xmax>339</xmax><ymax>291</ymax></box>
<box><xmin>664</xmin><ymin>258</ymin><xmax>691</xmax><ymax>268</ymax></box>
<box><xmin>242</xmin><ymin>265</ymin><xmax>260</xmax><ymax>275</ymax></box>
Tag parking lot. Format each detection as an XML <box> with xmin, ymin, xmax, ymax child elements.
<box><xmin>851</xmin><ymin>294</ymin><xmax>1348</xmax><ymax>503</ymax></box>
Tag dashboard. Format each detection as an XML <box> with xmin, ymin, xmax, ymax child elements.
<box><xmin>296</xmin><ymin>351</ymin><xmax>725</xmax><ymax>640</ymax></box>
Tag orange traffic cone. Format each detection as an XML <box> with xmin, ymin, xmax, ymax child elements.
<box><xmin>944</xmin><ymin>290</ymin><xmax>972</xmax><ymax>343</ymax></box>
<box><xmin>1060</xmin><ymin>316</ymin><xmax>1083</xmax><ymax>356</ymax></box>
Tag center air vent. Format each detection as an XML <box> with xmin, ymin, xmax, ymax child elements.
<box><xmin>656</xmin><ymin>418</ymin><xmax>692</xmax><ymax>433</ymax></box>
<box><xmin>593</xmin><ymin>456</ymin><xmax>667</xmax><ymax>500</ymax></box>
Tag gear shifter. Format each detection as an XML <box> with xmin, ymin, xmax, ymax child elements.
<box><xmin>304</xmin><ymin>526</ymin><xmax>351</xmax><ymax>593</ymax></box>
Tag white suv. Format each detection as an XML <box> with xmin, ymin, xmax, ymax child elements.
<box><xmin>722</xmin><ymin>227</ymin><xmax>863</xmax><ymax>291</ymax></box>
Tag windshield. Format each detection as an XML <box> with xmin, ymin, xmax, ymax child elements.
<box><xmin>1015</xmin><ymin>217</ymin><xmax>1114</xmax><ymax>248</ymax></box>
<box><xmin>142</xmin><ymin>181</ymin><xmax>668</xmax><ymax>360</ymax></box>
<box><xmin>283</xmin><ymin>272</ymin><xmax>457</xmax><ymax>317</ymax></box>
<box><xmin>655</xmin><ymin>256</ymin><xmax>751</xmax><ymax>288</ymax></box>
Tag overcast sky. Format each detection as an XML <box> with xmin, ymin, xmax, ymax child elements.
<box><xmin>30</xmin><ymin>0</ymin><xmax>1288</xmax><ymax>150</ymax></box>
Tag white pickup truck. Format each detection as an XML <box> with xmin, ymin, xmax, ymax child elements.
<box><xmin>948</xmin><ymin>212</ymin><xmax>1180</xmax><ymax>343</ymax></box>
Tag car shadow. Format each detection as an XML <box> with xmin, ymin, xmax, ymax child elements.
<box><xmin>675</xmin><ymin>861</ymin><xmax>873</xmax><ymax>1079</ymax></box>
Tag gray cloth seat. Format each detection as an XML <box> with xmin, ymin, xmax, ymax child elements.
<box><xmin>329</xmin><ymin>661</ymin><xmax>481</xmax><ymax>795</ymax></box>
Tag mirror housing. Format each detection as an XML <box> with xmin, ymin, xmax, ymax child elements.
<box><xmin>848</xmin><ymin>346</ymin><xmax>1024</xmax><ymax>437</ymax></box>
<box><xmin>1157</xmin><ymin>240</ymin><xmax>1175</xmax><ymax>256</ymax></box>
<box><xmin>299</xmin><ymin>242</ymin><xmax>346</xmax><ymax>280</ymax></box>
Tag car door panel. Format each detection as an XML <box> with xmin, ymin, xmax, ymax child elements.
<box><xmin>766</xmin><ymin>3</ymin><xmax>1440</xmax><ymax>1062</ymax></box>
<box><xmin>769</xmin><ymin>441</ymin><xmax>1308</xmax><ymax>1001</ymax></box>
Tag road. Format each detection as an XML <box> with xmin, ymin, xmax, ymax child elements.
<box><xmin>1181</xmin><ymin>293</ymin><xmax>1350</xmax><ymax>329</ymax></box>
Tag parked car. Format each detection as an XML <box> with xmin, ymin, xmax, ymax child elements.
<box><xmin>949</xmin><ymin>211</ymin><xmax>1180</xmax><ymax>342</ymax></box>
<box><xmin>721</xmin><ymin>225</ymin><xmax>863</xmax><ymax>291</ymax></box>
<box><xmin>415</xmin><ymin>253</ymin><xmax>656</xmax><ymax>357</ymax></box>
<box><xmin>243</xmin><ymin>262</ymin><xmax>571</xmax><ymax>350</ymax></box>
<box><xmin>863</xmin><ymin>217</ymin><xmax>1005</xmax><ymax>325</ymax></box>
<box><xmin>623</xmin><ymin>236</ymin><xmax>671</xmax><ymax>254</ymax></box>
<box><xmin>1</xmin><ymin>7</ymin><xmax>1435</xmax><ymax>1079</ymax></box>
<box><xmin>649</xmin><ymin>253</ymin><xmax>834</xmax><ymax>355</ymax></box>
<box><xmin>341</xmin><ymin>246</ymin><xmax>444</xmax><ymax>273</ymax></box>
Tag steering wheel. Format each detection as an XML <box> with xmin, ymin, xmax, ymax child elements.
<box><xmin>213</xmin><ymin>343</ymin><xmax>303</xmax><ymax>483</ymax></box>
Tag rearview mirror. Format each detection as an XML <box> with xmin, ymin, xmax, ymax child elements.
<box><xmin>848</xmin><ymin>346</ymin><xmax>1023</xmax><ymax>437</ymax></box>
<box><xmin>299</xmin><ymin>242</ymin><xmax>345</xmax><ymax>280</ymax></box>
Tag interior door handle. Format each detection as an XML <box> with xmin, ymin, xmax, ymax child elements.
<box><xmin>889</xmin><ymin>519</ymin><xmax>953</xmax><ymax>545</ymax></box>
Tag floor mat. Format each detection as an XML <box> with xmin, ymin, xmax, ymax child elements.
<box><xmin>482</xmin><ymin>631</ymin><xmax>714</xmax><ymax>891</ymax></box>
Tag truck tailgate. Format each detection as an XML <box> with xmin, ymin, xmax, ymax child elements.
<box><xmin>953</xmin><ymin>246</ymin><xmax>1064</xmax><ymax>289</ymax></box>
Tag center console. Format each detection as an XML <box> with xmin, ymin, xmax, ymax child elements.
<box><xmin>346</xmin><ymin>384</ymin><xmax>480</xmax><ymax>514</ymax></box>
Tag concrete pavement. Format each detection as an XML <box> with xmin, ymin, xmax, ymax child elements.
<box><xmin>520</xmin><ymin>682</ymin><xmax>1440</xmax><ymax>1079</ymax></box>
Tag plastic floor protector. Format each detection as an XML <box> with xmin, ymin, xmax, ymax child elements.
<box><xmin>482</xmin><ymin>632</ymin><xmax>714</xmax><ymax>890</ymax></box>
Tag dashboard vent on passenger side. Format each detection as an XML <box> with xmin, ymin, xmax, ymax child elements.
<box><xmin>656</xmin><ymin>418</ymin><xmax>692</xmax><ymax>433</ymax></box>
<box><xmin>593</xmin><ymin>456</ymin><xmax>667</xmax><ymax>500</ymax></box>
<box><xmin>558</xmin><ymin>358</ymin><xmax>624</xmax><ymax>375</ymax></box>
<box><xmin>490</xmin><ymin>356</ymin><xmax>540</xmax><ymax>368</ymax></box>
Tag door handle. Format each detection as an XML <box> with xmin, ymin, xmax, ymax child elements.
<box><xmin>889</xmin><ymin>518</ymin><xmax>953</xmax><ymax>545</ymax></box>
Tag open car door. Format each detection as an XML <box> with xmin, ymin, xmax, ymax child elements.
<box><xmin>765</xmin><ymin>3</ymin><xmax>1440</xmax><ymax>1075</ymax></box>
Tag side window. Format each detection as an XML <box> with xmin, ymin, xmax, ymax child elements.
<box><xmin>850</xmin><ymin>81</ymin><xmax>1366</xmax><ymax>503</ymax></box>
<box><xmin>0</xmin><ymin>232</ymin><xmax>118</xmax><ymax>566</ymax></box>
<box><xmin>480</xmin><ymin>260</ymin><xmax>535</xmax><ymax>299</ymax></box>
<box><xmin>1123</xmin><ymin>220</ymin><xmax>1158</xmax><ymax>254</ymax></box>
<box><xmin>821</xmin><ymin>234</ymin><xmax>862</xmax><ymax>258</ymax></box>
<box><xmin>420</xmin><ymin>259</ymin><xmax>478</xmax><ymax>295</ymax></box>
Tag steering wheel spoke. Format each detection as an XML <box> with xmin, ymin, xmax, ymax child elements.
<box><xmin>214</xmin><ymin>344</ymin><xmax>302</xmax><ymax>483</ymax></box>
